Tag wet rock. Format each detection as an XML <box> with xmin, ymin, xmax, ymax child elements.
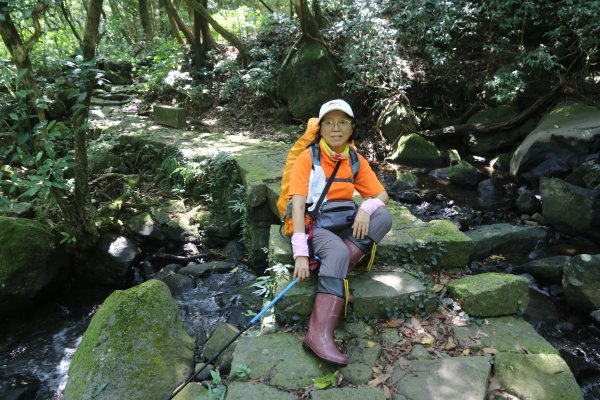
<box><xmin>590</xmin><ymin>310</ymin><xmax>600</xmax><ymax>325</ymax></box>
<box><xmin>490</xmin><ymin>153</ymin><xmax>512</xmax><ymax>172</ymax></box>
<box><xmin>63</xmin><ymin>280</ymin><xmax>194</xmax><ymax>400</ymax></box>
<box><xmin>202</xmin><ymin>322</ymin><xmax>240</xmax><ymax>371</ymax></box>
<box><xmin>448</xmin><ymin>160</ymin><xmax>487</xmax><ymax>187</ymax></box>
<box><xmin>563</xmin><ymin>254</ymin><xmax>600</xmax><ymax>311</ymax></box>
<box><xmin>510</xmin><ymin>102</ymin><xmax>600</xmax><ymax>183</ymax></box>
<box><xmin>390</xmin><ymin>171</ymin><xmax>420</xmax><ymax>193</ymax></box>
<box><xmin>447</xmin><ymin>272</ymin><xmax>530</xmax><ymax>317</ymax></box>
<box><xmin>477</xmin><ymin>178</ymin><xmax>506</xmax><ymax>205</ymax></box>
<box><xmin>162</xmin><ymin>273</ymin><xmax>194</xmax><ymax>297</ymax></box>
<box><xmin>0</xmin><ymin>217</ymin><xmax>71</xmax><ymax>315</ymax></box>
<box><xmin>464</xmin><ymin>223</ymin><xmax>547</xmax><ymax>260</ymax></box>
<box><xmin>396</xmin><ymin>190</ymin><xmax>422</xmax><ymax>204</ymax></box>
<box><xmin>540</xmin><ymin>176</ymin><xmax>600</xmax><ymax>240</ymax></box>
<box><xmin>153</xmin><ymin>263</ymin><xmax>181</xmax><ymax>280</ymax></box>
<box><xmin>516</xmin><ymin>189</ymin><xmax>540</xmax><ymax>214</ymax></box>
<box><xmin>178</xmin><ymin>261</ymin><xmax>235</xmax><ymax>278</ymax></box>
<box><xmin>494</xmin><ymin>353</ymin><xmax>583</xmax><ymax>400</ymax></box>
<box><xmin>83</xmin><ymin>234</ymin><xmax>140</xmax><ymax>287</ymax></box>
<box><xmin>515</xmin><ymin>255</ymin><xmax>570</xmax><ymax>284</ymax></box>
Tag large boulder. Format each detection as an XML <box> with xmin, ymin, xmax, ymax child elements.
<box><xmin>377</xmin><ymin>102</ymin><xmax>419</xmax><ymax>145</ymax></box>
<box><xmin>386</xmin><ymin>133</ymin><xmax>445</xmax><ymax>166</ymax></box>
<box><xmin>63</xmin><ymin>280</ymin><xmax>194</xmax><ymax>400</ymax></box>
<box><xmin>81</xmin><ymin>234</ymin><xmax>141</xmax><ymax>287</ymax></box>
<box><xmin>278</xmin><ymin>42</ymin><xmax>345</xmax><ymax>120</ymax></box>
<box><xmin>563</xmin><ymin>254</ymin><xmax>600</xmax><ymax>311</ymax></box>
<box><xmin>448</xmin><ymin>160</ymin><xmax>487</xmax><ymax>187</ymax></box>
<box><xmin>510</xmin><ymin>102</ymin><xmax>600</xmax><ymax>182</ymax></box>
<box><xmin>466</xmin><ymin>106</ymin><xmax>531</xmax><ymax>155</ymax></box>
<box><xmin>540</xmin><ymin>176</ymin><xmax>600</xmax><ymax>240</ymax></box>
<box><xmin>0</xmin><ymin>217</ymin><xmax>71</xmax><ymax>315</ymax></box>
<box><xmin>464</xmin><ymin>223</ymin><xmax>547</xmax><ymax>260</ymax></box>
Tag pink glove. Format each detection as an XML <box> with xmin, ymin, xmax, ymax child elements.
<box><xmin>360</xmin><ymin>198</ymin><xmax>385</xmax><ymax>215</ymax></box>
<box><xmin>291</xmin><ymin>232</ymin><xmax>309</xmax><ymax>260</ymax></box>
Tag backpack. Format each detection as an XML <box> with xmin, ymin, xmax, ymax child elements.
<box><xmin>277</xmin><ymin>118</ymin><xmax>360</xmax><ymax>237</ymax></box>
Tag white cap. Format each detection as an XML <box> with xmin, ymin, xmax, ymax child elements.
<box><xmin>318</xmin><ymin>99</ymin><xmax>354</xmax><ymax>121</ymax></box>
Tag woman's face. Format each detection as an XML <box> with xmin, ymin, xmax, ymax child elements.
<box><xmin>320</xmin><ymin>110</ymin><xmax>354</xmax><ymax>152</ymax></box>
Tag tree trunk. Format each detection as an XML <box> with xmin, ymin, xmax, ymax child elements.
<box><xmin>0</xmin><ymin>1</ymin><xmax>46</xmax><ymax>125</ymax></box>
<box><xmin>294</xmin><ymin>0</ymin><xmax>322</xmax><ymax>41</ymax></box>
<box><xmin>161</xmin><ymin>0</ymin><xmax>195</xmax><ymax>46</ymax></box>
<box><xmin>57</xmin><ymin>0</ymin><xmax>82</xmax><ymax>44</ymax></box>
<box><xmin>199</xmin><ymin>0</ymin><xmax>218</xmax><ymax>53</ymax></box>
<box><xmin>186</xmin><ymin>0</ymin><xmax>250</xmax><ymax>62</ymax></box>
<box><xmin>138</xmin><ymin>0</ymin><xmax>154</xmax><ymax>40</ymax></box>
<box><xmin>66</xmin><ymin>0</ymin><xmax>104</xmax><ymax>251</ymax></box>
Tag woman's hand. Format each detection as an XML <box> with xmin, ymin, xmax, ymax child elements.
<box><xmin>352</xmin><ymin>208</ymin><xmax>371</xmax><ymax>239</ymax></box>
<box><xmin>293</xmin><ymin>256</ymin><xmax>310</xmax><ymax>281</ymax></box>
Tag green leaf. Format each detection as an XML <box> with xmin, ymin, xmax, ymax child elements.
<box><xmin>313</xmin><ymin>373</ymin><xmax>337</xmax><ymax>389</ymax></box>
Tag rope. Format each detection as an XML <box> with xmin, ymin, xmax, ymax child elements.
<box><xmin>343</xmin><ymin>278</ymin><xmax>350</xmax><ymax>318</ymax></box>
<box><xmin>367</xmin><ymin>243</ymin><xmax>377</xmax><ymax>272</ymax></box>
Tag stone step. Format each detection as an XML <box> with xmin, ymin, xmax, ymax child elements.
<box><xmin>269</xmin><ymin>199</ymin><xmax>472</xmax><ymax>273</ymax></box>
<box><xmin>271</xmin><ymin>270</ymin><xmax>435</xmax><ymax>323</ymax></box>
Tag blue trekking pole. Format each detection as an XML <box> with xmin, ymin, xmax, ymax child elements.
<box><xmin>168</xmin><ymin>277</ymin><xmax>300</xmax><ymax>399</ymax></box>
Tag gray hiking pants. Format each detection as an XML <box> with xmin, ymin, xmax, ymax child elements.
<box><xmin>312</xmin><ymin>207</ymin><xmax>393</xmax><ymax>278</ymax></box>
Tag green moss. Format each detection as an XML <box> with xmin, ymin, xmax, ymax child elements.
<box><xmin>0</xmin><ymin>217</ymin><xmax>54</xmax><ymax>285</ymax></box>
<box><xmin>494</xmin><ymin>353</ymin><xmax>583</xmax><ymax>400</ymax></box>
<box><xmin>387</xmin><ymin>133</ymin><xmax>444</xmax><ymax>165</ymax></box>
<box><xmin>63</xmin><ymin>280</ymin><xmax>194</xmax><ymax>400</ymax></box>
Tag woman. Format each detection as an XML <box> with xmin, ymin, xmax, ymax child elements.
<box><xmin>288</xmin><ymin>99</ymin><xmax>392</xmax><ymax>366</ymax></box>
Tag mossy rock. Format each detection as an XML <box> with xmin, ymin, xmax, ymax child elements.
<box><xmin>63</xmin><ymin>280</ymin><xmax>194</xmax><ymax>400</ymax></box>
<box><xmin>494</xmin><ymin>353</ymin><xmax>583</xmax><ymax>400</ymax></box>
<box><xmin>447</xmin><ymin>272</ymin><xmax>530</xmax><ymax>317</ymax></box>
<box><xmin>386</xmin><ymin>133</ymin><xmax>445</xmax><ymax>166</ymax></box>
<box><xmin>0</xmin><ymin>217</ymin><xmax>70</xmax><ymax>315</ymax></box>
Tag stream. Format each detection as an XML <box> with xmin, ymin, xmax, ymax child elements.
<box><xmin>2</xmin><ymin>163</ymin><xmax>600</xmax><ymax>399</ymax></box>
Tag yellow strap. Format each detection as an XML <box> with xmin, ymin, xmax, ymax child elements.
<box><xmin>367</xmin><ymin>242</ymin><xmax>377</xmax><ymax>272</ymax></box>
<box><xmin>343</xmin><ymin>278</ymin><xmax>350</xmax><ymax>318</ymax></box>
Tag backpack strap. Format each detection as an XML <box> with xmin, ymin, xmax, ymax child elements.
<box><xmin>309</xmin><ymin>143</ymin><xmax>361</xmax><ymax>183</ymax></box>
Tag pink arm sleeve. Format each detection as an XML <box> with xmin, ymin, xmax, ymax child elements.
<box><xmin>291</xmin><ymin>232</ymin><xmax>309</xmax><ymax>260</ymax></box>
<box><xmin>360</xmin><ymin>198</ymin><xmax>385</xmax><ymax>215</ymax></box>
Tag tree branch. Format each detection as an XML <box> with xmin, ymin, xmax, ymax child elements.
<box><xmin>419</xmin><ymin>85</ymin><xmax>563</xmax><ymax>141</ymax></box>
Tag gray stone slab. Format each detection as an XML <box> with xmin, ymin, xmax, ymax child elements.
<box><xmin>225</xmin><ymin>381</ymin><xmax>297</xmax><ymax>400</ymax></box>
<box><xmin>153</xmin><ymin>104</ymin><xmax>187</xmax><ymax>128</ymax></box>
<box><xmin>272</xmin><ymin>270</ymin><xmax>432</xmax><ymax>323</ymax></box>
<box><xmin>231</xmin><ymin>333</ymin><xmax>334</xmax><ymax>390</ymax></box>
<box><xmin>464</xmin><ymin>223</ymin><xmax>547</xmax><ymax>260</ymax></box>
<box><xmin>452</xmin><ymin>315</ymin><xmax>558</xmax><ymax>354</ymax></box>
<box><xmin>494</xmin><ymin>353</ymin><xmax>583</xmax><ymax>400</ymax></box>
<box><xmin>447</xmin><ymin>272</ymin><xmax>530</xmax><ymax>317</ymax></box>
<box><xmin>310</xmin><ymin>387</ymin><xmax>386</xmax><ymax>400</ymax></box>
<box><xmin>390</xmin><ymin>356</ymin><xmax>492</xmax><ymax>400</ymax></box>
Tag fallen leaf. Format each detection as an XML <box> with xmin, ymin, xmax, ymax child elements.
<box><xmin>368</xmin><ymin>373</ymin><xmax>391</xmax><ymax>387</ymax></box>
<box><xmin>366</xmin><ymin>340</ymin><xmax>378</xmax><ymax>348</ymax></box>
<box><xmin>463</xmin><ymin>348</ymin><xmax>471</xmax><ymax>356</ymax></box>
<box><xmin>452</xmin><ymin>316</ymin><xmax>469</xmax><ymax>327</ymax></box>
<box><xmin>483</xmin><ymin>347</ymin><xmax>499</xmax><ymax>355</ymax></box>
<box><xmin>445</xmin><ymin>342</ymin><xmax>457</xmax><ymax>350</ymax></box>
<box><xmin>386</xmin><ymin>319</ymin><xmax>402</xmax><ymax>328</ymax></box>
<box><xmin>313</xmin><ymin>373</ymin><xmax>337</xmax><ymax>389</ymax></box>
<box><xmin>489</xmin><ymin>254</ymin><xmax>506</xmax><ymax>260</ymax></box>
<box><xmin>419</xmin><ymin>336</ymin><xmax>435</xmax><ymax>345</ymax></box>
<box><xmin>383</xmin><ymin>385</ymin><xmax>392</xmax><ymax>399</ymax></box>
<box><xmin>432</xmin><ymin>283</ymin><xmax>444</xmax><ymax>292</ymax></box>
